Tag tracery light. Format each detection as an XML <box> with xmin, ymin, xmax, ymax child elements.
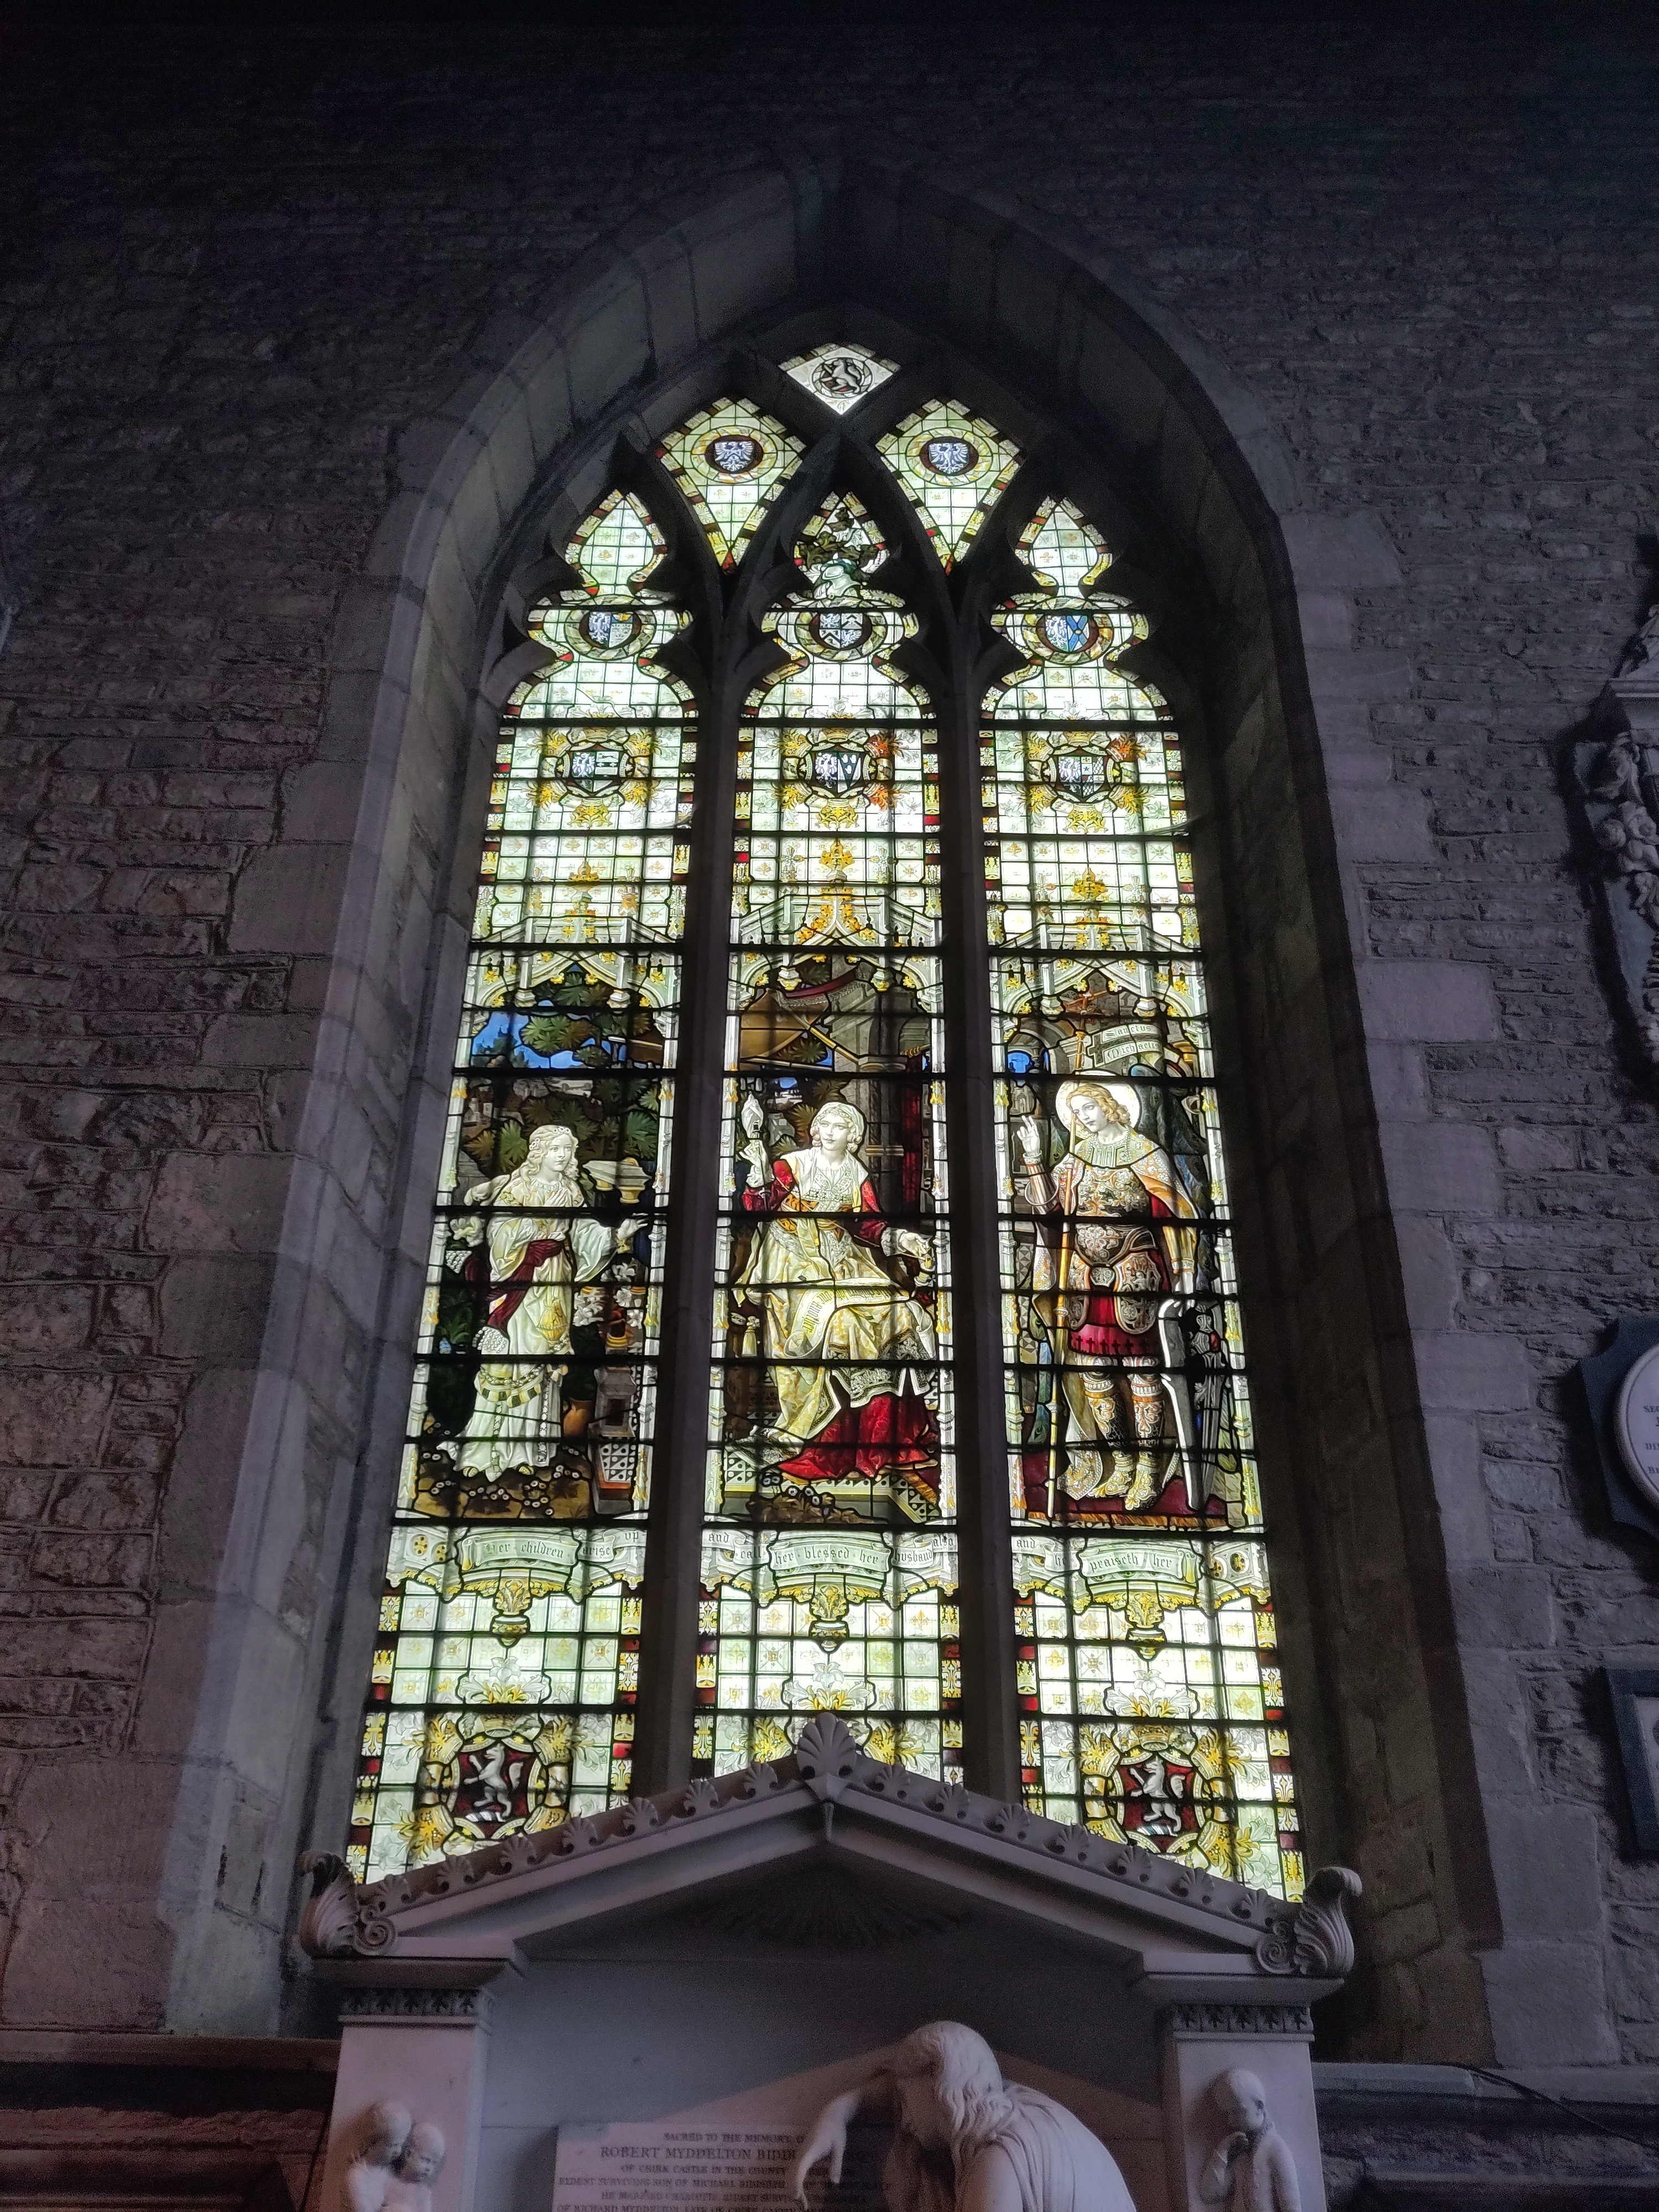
<box><xmin>877</xmin><ymin>400</ymin><xmax>1022</xmax><ymax>570</ymax></box>
<box><xmin>349</xmin><ymin>362</ymin><xmax>1302</xmax><ymax>1900</ymax></box>
<box><xmin>346</xmin><ymin>492</ymin><xmax>691</xmax><ymax>1879</ymax></box>
<box><xmin>655</xmin><ymin>400</ymin><xmax>804</xmax><ymax>570</ymax></box>
<box><xmin>781</xmin><ymin>340</ymin><xmax>898</xmax><ymax>416</ymax></box>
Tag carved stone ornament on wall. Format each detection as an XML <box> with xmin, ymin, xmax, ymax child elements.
<box><xmin>296</xmin><ymin>1715</ymin><xmax>1360</xmax><ymax>1976</ymax></box>
<box><xmin>1577</xmin><ymin>1317</ymin><xmax>1659</xmax><ymax>1541</ymax></box>
<box><xmin>1578</xmin><ymin>594</ymin><xmax>1659</xmax><ymax>1066</ymax></box>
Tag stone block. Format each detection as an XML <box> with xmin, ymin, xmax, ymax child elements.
<box><xmin>157</xmin><ymin>1254</ymin><xmax>277</xmax><ymax>1362</ymax></box>
<box><xmin>1297</xmin><ymin>587</ymin><xmax>1353</xmax><ymax>650</ymax></box>
<box><xmin>1303</xmin><ymin>646</ymin><xmax>1415</xmax><ymax>704</ymax></box>
<box><xmin>1496</xmin><ymin>1125</ymin><xmax>1583</xmax><ymax>1172</ymax></box>
<box><xmin>1455</xmin><ymin>1649</ymin><xmax>1539</xmax><ymax>1786</ymax></box>
<box><xmin>30</xmin><ymin>1530</ymin><xmax>152</xmax><ymax>1588</ymax></box>
<box><xmin>281</xmin><ymin>758</ymin><xmax>369</xmax><ymax>845</ymax></box>
<box><xmin>0</xmin><ymin>1285</ymin><xmax>96</xmax><ymax>1354</ymax></box>
<box><xmin>199</xmin><ymin>1013</ymin><xmax>320</xmax><ymax>1070</ymax></box>
<box><xmin>0</xmin><ymin>1616</ymin><xmax>148</xmax><ymax>1678</ymax></box>
<box><xmin>0</xmin><ymin>1373</ymin><xmax>113</xmax><ymax>1468</ymax></box>
<box><xmin>1392</xmin><ymin>1217</ymin><xmax>1460</xmax><ymax>1326</ymax></box>
<box><xmin>0</xmin><ymin>1472</ymin><xmax>54</xmax><ymax>1524</ymax></box>
<box><xmin>1420</xmin><ymin>1414</ymin><xmax>1493</xmax><ymax>1562</ymax></box>
<box><xmin>144</xmin><ymin>1155</ymin><xmax>291</xmax><ymax>1257</ymax></box>
<box><xmin>1281</xmin><ymin>510</ymin><xmax>1404</xmax><ymax>590</ymax></box>
<box><xmin>1358</xmin><ymin>961</ymin><xmax>1503</xmax><ymax>1044</ymax></box>
<box><xmin>47</xmin><ymin>1470</ymin><xmax>160</xmax><ymax>1530</ymax></box>
<box><xmin>1413</xmin><ymin>1330</ymin><xmax>1536</xmax><ymax>1413</ymax></box>
<box><xmin>1329</xmin><ymin>784</ymin><xmax>1435</xmax><ymax>862</ymax></box>
<box><xmin>1481</xmin><ymin>1941</ymin><xmax>1621</xmax><ymax>2065</ymax></box>
<box><xmin>1447</xmin><ymin>1563</ymin><xmax>1554</xmax><ymax>1650</ymax></box>
<box><xmin>1365</xmin><ymin>1043</ymin><xmax>1431</xmax><ymax>1120</ymax></box>
<box><xmin>1486</xmin><ymin>1801</ymin><xmax>1605</xmax><ymax>1944</ymax></box>
<box><xmin>1378</xmin><ymin>1121</ymin><xmax>1500</xmax><ymax>1214</ymax></box>
<box><xmin>227</xmin><ymin>845</ymin><xmax>350</xmax><ymax>958</ymax></box>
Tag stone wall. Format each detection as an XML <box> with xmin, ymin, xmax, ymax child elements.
<box><xmin>0</xmin><ymin>0</ymin><xmax>1655</xmax><ymax>2074</ymax></box>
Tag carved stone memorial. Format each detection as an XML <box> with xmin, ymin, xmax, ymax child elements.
<box><xmin>301</xmin><ymin>1718</ymin><xmax>1359</xmax><ymax>2212</ymax></box>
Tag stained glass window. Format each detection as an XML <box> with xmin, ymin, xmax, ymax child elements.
<box><xmin>352</xmin><ymin>359</ymin><xmax>1301</xmax><ymax>1900</ymax></box>
<box><xmin>877</xmin><ymin>400</ymin><xmax>1021</xmax><ymax>569</ymax></box>
<box><xmin>655</xmin><ymin>400</ymin><xmax>804</xmax><ymax>571</ymax></box>
<box><xmin>781</xmin><ymin>341</ymin><xmax>898</xmax><ymax>416</ymax></box>
<box><xmin>696</xmin><ymin>492</ymin><xmax>960</xmax><ymax>1780</ymax></box>
<box><xmin>348</xmin><ymin>492</ymin><xmax>690</xmax><ymax>1879</ymax></box>
<box><xmin>983</xmin><ymin>499</ymin><xmax>1301</xmax><ymax>1896</ymax></box>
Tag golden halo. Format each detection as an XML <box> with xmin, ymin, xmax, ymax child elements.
<box><xmin>1054</xmin><ymin>1078</ymin><xmax>1142</xmax><ymax>1133</ymax></box>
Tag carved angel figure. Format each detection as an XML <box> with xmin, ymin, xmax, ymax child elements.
<box><xmin>792</xmin><ymin>2020</ymin><xmax>1134</xmax><ymax>2212</ymax></box>
<box><xmin>382</xmin><ymin>2123</ymin><xmax>446</xmax><ymax>2212</ymax></box>
<box><xmin>341</xmin><ymin>2104</ymin><xmax>445</xmax><ymax>2212</ymax></box>
<box><xmin>343</xmin><ymin>2103</ymin><xmax>411</xmax><ymax>2212</ymax></box>
<box><xmin>1197</xmin><ymin>2070</ymin><xmax>1300</xmax><ymax>2212</ymax></box>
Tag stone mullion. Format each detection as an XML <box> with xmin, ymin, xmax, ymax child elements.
<box><xmin>628</xmin><ymin>645</ymin><xmax>746</xmax><ymax>1797</ymax></box>
<box><xmin>936</xmin><ymin>634</ymin><xmax>1021</xmax><ymax>1802</ymax></box>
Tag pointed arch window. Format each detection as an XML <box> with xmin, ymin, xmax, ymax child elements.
<box><xmin>347</xmin><ymin>346</ymin><xmax>1304</xmax><ymax>1901</ymax></box>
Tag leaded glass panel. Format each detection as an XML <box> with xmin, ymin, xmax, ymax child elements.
<box><xmin>985</xmin><ymin>498</ymin><xmax>1302</xmax><ymax>1896</ymax></box>
<box><xmin>348</xmin><ymin>492</ymin><xmax>688</xmax><ymax>1878</ymax></box>
<box><xmin>877</xmin><ymin>400</ymin><xmax>1021</xmax><ymax>569</ymax></box>
<box><xmin>696</xmin><ymin>493</ymin><xmax>960</xmax><ymax>1780</ymax></box>
<box><xmin>352</xmin><ymin>369</ymin><xmax>1305</xmax><ymax>1893</ymax></box>
<box><xmin>655</xmin><ymin>399</ymin><xmax>804</xmax><ymax>571</ymax></box>
<box><xmin>781</xmin><ymin>341</ymin><xmax>898</xmax><ymax>416</ymax></box>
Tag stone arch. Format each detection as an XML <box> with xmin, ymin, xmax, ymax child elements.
<box><xmin>116</xmin><ymin>156</ymin><xmax>1498</xmax><ymax>2057</ymax></box>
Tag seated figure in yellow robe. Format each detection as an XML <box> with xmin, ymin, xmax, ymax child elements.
<box><xmin>735</xmin><ymin>1097</ymin><xmax>939</xmax><ymax>1494</ymax></box>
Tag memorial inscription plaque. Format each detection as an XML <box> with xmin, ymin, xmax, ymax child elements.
<box><xmin>551</xmin><ymin>2123</ymin><xmax>885</xmax><ymax>2212</ymax></box>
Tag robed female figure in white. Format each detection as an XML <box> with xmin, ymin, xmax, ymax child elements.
<box><xmin>793</xmin><ymin>2020</ymin><xmax>1134</xmax><ymax>2212</ymax></box>
<box><xmin>736</xmin><ymin>1097</ymin><xmax>939</xmax><ymax>1491</ymax></box>
<box><xmin>448</xmin><ymin>1123</ymin><xmax>632</xmax><ymax>1480</ymax></box>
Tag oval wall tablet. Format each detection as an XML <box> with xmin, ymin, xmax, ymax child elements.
<box><xmin>1615</xmin><ymin>1340</ymin><xmax>1659</xmax><ymax>1511</ymax></box>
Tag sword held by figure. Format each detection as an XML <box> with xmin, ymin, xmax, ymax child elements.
<box><xmin>1018</xmin><ymin>1111</ymin><xmax>1084</xmax><ymax>1522</ymax></box>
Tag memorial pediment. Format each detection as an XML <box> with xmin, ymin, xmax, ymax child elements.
<box><xmin>301</xmin><ymin>1721</ymin><xmax>1360</xmax><ymax>2212</ymax></box>
<box><xmin>300</xmin><ymin>1716</ymin><xmax>1355</xmax><ymax>2003</ymax></box>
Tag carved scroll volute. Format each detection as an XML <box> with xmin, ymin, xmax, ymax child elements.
<box><xmin>1254</xmin><ymin>1863</ymin><xmax>1361</xmax><ymax>1978</ymax></box>
<box><xmin>299</xmin><ymin>1851</ymin><xmax>359</xmax><ymax>1958</ymax></box>
<box><xmin>298</xmin><ymin>1850</ymin><xmax>398</xmax><ymax>1959</ymax></box>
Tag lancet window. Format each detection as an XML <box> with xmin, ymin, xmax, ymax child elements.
<box><xmin>346</xmin><ymin>346</ymin><xmax>1304</xmax><ymax>1902</ymax></box>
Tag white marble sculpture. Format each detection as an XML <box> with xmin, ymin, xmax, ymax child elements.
<box><xmin>1198</xmin><ymin>2069</ymin><xmax>1301</xmax><ymax>2212</ymax></box>
<box><xmin>792</xmin><ymin>2019</ymin><xmax>1134</xmax><ymax>2212</ymax></box>
<box><xmin>383</xmin><ymin>2122</ymin><xmax>446</xmax><ymax>2212</ymax></box>
<box><xmin>342</xmin><ymin>2103</ymin><xmax>446</xmax><ymax>2212</ymax></box>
